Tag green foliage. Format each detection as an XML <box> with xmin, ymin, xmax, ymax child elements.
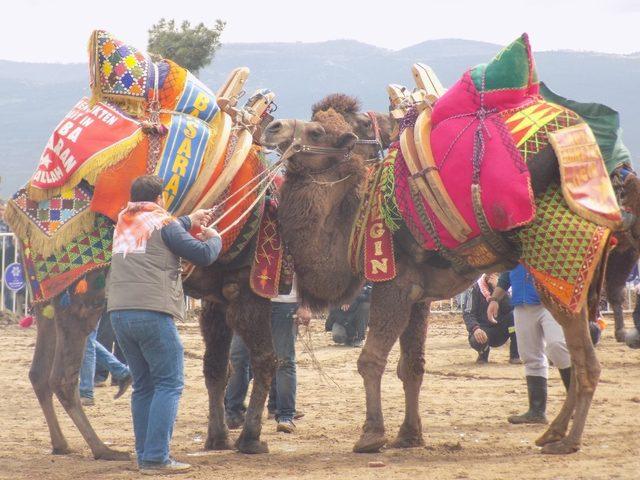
<box><xmin>147</xmin><ymin>18</ymin><xmax>226</xmax><ymax>75</ymax></box>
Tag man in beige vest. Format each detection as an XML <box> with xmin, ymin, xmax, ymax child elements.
<box><xmin>108</xmin><ymin>175</ymin><xmax>221</xmax><ymax>475</ymax></box>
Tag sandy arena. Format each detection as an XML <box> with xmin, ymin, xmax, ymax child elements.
<box><xmin>1</xmin><ymin>314</ymin><xmax>638</xmax><ymax>480</ymax></box>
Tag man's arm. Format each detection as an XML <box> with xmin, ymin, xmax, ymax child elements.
<box><xmin>487</xmin><ymin>271</ymin><xmax>511</xmax><ymax>321</ymax></box>
<box><xmin>161</xmin><ymin>216</ymin><xmax>222</xmax><ymax>267</ymax></box>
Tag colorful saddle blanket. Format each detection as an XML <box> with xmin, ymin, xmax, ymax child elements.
<box><xmin>362</xmin><ymin>33</ymin><xmax>620</xmax><ymax>313</ymax></box>
<box><xmin>6</xmin><ymin>30</ymin><xmax>265</xmax><ymax>303</ymax></box>
<box><xmin>396</xmin><ymin>33</ymin><xmax>621</xmax><ymax>255</ymax></box>
<box><xmin>90</xmin><ymin>30</ymin><xmax>220</xmax><ymax>122</ymax></box>
<box><xmin>517</xmin><ymin>185</ymin><xmax>611</xmax><ymax>313</ymax></box>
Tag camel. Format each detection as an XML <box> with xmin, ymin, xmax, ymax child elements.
<box><xmin>23</xmin><ymin>94</ymin><xmax>394</xmax><ymax>460</ymax></box>
<box><xmin>605</xmin><ymin>173</ymin><xmax>640</xmax><ymax>342</ymax></box>
<box><xmin>262</xmin><ymin>93</ymin><xmax>619</xmax><ymax>455</ymax></box>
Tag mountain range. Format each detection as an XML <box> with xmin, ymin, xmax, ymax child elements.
<box><xmin>1</xmin><ymin>38</ymin><xmax>639</xmax><ymax>197</ymax></box>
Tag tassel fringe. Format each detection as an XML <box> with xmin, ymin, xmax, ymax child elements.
<box><xmin>27</xmin><ymin>129</ymin><xmax>145</xmax><ymax>202</ymax></box>
<box><xmin>75</xmin><ymin>278</ymin><xmax>88</xmax><ymax>294</ymax></box>
<box><xmin>379</xmin><ymin>154</ymin><xmax>402</xmax><ymax>233</ymax></box>
<box><xmin>4</xmin><ymin>199</ymin><xmax>96</xmax><ymax>259</ymax></box>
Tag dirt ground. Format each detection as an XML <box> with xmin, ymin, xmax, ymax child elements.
<box><xmin>0</xmin><ymin>314</ymin><xmax>638</xmax><ymax>480</ymax></box>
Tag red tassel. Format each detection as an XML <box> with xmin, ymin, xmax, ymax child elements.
<box><xmin>75</xmin><ymin>279</ymin><xmax>88</xmax><ymax>294</ymax></box>
<box><xmin>19</xmin><ymin>316</ymin><xmax>34</xmax><ymax>328</ymax></box>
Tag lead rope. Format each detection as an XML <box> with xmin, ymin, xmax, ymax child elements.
<box><xmin>146</xmin><ymin>62</ymin><xmax>162</xmax><ymax>174</ymax></box>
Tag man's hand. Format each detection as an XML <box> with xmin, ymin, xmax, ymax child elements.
<box><xmin>295</xmin><ymin>306</ymin><xmax>312</xmax><ymax>326</ymax></box>
<box><xmin>340</xmin><ymin>304</ymin><xmax>350</xmax><ymax>311</ymax></box>
<box><xmin>196</xmin><ymin>227</ymin><xmax>220</xmax><ymax>241</ymax></box>
<box><xmin>473</xmin><ymin>328</ymin><xmax>488</xmax><ymax>344</ymax></box>
<box><xmin>189</xmin><ymin>209</ymin><xmax>214</xmax><ymax>228</ymax></box>
<box><xmin>486</xmin><ymin>300</ymin><xmax>499</xmax><ymax>324</ymax></box>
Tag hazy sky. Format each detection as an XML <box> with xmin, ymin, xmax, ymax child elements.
<box><xmin>2</xmin><ymin>0</ymin><xmax>639</xmax><ymax>63</ymax></box>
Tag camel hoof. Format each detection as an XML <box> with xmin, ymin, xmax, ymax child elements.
<box><xmin>235</xmin><ymin>438</ymin><xmax>269</xmax><ymax>454</ymax></box>
<box><xmin>353</xmin><ymin>432</ymin><xmax>387</xmax><ymax>453</ymax></box>
<box><xmin>615</xmin><ymin>329</ymin><xmax>627</xmax><ymax>343</ymax></box>
<box><xmin>535</xmin><ymin>428</ymin><xmax>565</xmax><ymax>447</ymax></box>
<box><xmin>94</xmin><ymin>448</ymin><xmax>131</xmax><ymax>461</ymax></box>
<box><xmin>51</xmin><ymin>446</ymin><xmax>73</xmax><ymax>455</ymax></box>
<box><xmin>388</xmin><ymin>434</ymin><xmax>425</xmax><ymax>449</ymax></box>
<box><xmin>541</xmin><ymin>439</ymin><xmax>580</xmax><ymax>455</ymax></box>
<box><xmin>204</xmin><ymin>436</ymin><xmax>234</xmax><ymax>451</ymax></box>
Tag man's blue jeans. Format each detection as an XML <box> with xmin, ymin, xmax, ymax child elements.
<box><xmin>225</xmin><ymin>302</ymin><xmax>298</xmax><ymax>422</ymax></box>
<box><xmin>267</xmin><ymin>302</ymin><xmax>297</xmax><ymax>422</ymax></box>
<box><xmin>110</xmin><ymin>310</ymin><xmax>184</xmax><ymax>465</ymax></box>
<box><xmin>79</xmin><ymin>321</ymin><xmax>130</xmax><ymax>399</ymax></box>
<box><xmin>224</xmin><ymin>334</ymin><xmax>251</xmax><ymax>419</ymax></box>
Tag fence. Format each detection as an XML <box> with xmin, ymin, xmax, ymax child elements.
<box><xmin>0</xmin><ymin>230</ymin><xmax>635</xmax><ymax>316</ymax></box>
<box><xmin>431</xmin><ymin>286</ymin><xmax>636</xmax><ymax>315</ymax></box>
<box><xmin>0</xmin><ymin>233</ymin><xmax>29</xmax><ymax>314</ymax></box>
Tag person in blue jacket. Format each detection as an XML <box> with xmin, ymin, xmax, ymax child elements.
<box><xmin>487</xmin><ymin>264</ymin><xmax>572</xmax><ymax>424</ymax></box>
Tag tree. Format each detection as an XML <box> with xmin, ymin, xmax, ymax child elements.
<box><xmin>147</xmin><ymin>19</ymin><xmax>226</xmax><ymax>75</ymax></box>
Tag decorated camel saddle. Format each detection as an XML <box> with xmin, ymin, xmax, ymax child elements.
<box><xmin>352</xmin><ymin>34</ymin><xmax>623</xmax><ymax>313</ymax></box>
<box><xmin>5</xmin><ymin>30</ymin><xmax>286</xmax><ymax>304</ymax></box>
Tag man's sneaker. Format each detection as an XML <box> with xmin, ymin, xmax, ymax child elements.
<box><xmin>509</xmin><ymin>357</ymin><xmax>522</xmax><ymax>365</ymax></box>
<box><xmin>113</xmin><ymin>374</ymin><xmax>132</xmax><ymax>400</ymax></box>
<box><xmin>80</xmin><ymin>396</ymin><xmax>95</xmax><ymax>407</ymax></box>
<box><xmin>351</xmin><ymin>339</ymin><xmax>364</xmax><ymax>348</ymax></box>
<box><xmin>139</xmin><ymin>458</ymin><xmax>191</xmax><ymax>475</ymax></box>
<box><xmin>276</xmin><ymin>419</ymin><xmax>296</xmax><ymax>433</ymax></box>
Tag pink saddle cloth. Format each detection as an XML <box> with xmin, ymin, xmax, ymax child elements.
<box><xmin>395</xmin><ymin>35</ymin><xmax>541</xmax><ymax>251</ymax></box>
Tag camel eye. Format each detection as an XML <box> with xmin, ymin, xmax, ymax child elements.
<box><xmin>309</xmin><ymin>128</ymin><xmax>324</xmax><ymax>140</ymax></box>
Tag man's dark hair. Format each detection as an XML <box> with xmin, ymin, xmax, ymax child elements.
<box><xmin>130</xmin><ymin>175</ymin><xmax>164</xmax><ymax>202</ymax></box>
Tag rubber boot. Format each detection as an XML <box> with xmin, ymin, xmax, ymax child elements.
<box><xmin>508</xmin><ymin>376</ymin><xmax>548</xmax><ymax>424</ymax></box>
<box><xmin>559</xmin><ymin>367</ymin><xmax>572</xmax><ymax>392</ymax></box>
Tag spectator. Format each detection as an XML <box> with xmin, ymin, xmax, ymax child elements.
<box><xmin>462</xmin><ymin>273</ymin><xmax>519</xmax><ymax>364</ymax></box>
<box><xmin>79</xmin><ymin>317</ymin><xmax>132</xmax><ymax>406</ymax></box>
<box><xmin>94</xmin><ymin>314</ymin><xmax>127</xmax><ymax>386</ymax></box>
<box><xmin>488</xmin><ymin>265</ymin><xmax>572</xmax><ymax>424</ymax></box>
<box><xmin>325</xmin><ymin>283</ymin><xmax>371</xmax><ymax>347</ymax></box>
<box><xmin>224</xmin><ymin>276</ymin><xmax>310</xmax><ymax>434</ymax></box>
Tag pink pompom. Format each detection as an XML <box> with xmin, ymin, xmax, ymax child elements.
<box><xmin>19</xmin><ymin>316</ymin><xmax>34</xmax><ymax>328</ymax></box>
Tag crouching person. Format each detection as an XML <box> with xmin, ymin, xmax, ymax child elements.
<box><xmin>107</xmin><ymin>175</ymin><xmax>221</xmax><ymax>474</ymax></box>
<box><xmin>462</xmin><ymin>273</ymin><xmax>519</xmax><ymax>364</ymax></box>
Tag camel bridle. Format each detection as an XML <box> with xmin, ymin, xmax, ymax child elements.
<box><xmin>277</xmin><ymin>119</ymin><xmax>355</xmax><ymax>165</ymax></box>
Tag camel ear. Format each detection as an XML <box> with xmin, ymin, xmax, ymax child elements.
<box><xmin>336</xmin><ymin>132</ymin><xmax>358</xmax><ymax>150</ymax></box>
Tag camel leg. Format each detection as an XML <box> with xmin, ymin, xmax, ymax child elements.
<box><xmin>227</xmin><ymin>285</ymin><xmax>275</xmax><ymax>454</ymax></box>
<box><xmin>354</xmin><ymin>281</ymin><xmax>413</xmax><ymax>453</ymax></box>
<box><xmin>604</xmin><ymin>246</ymin><xmax>637</xmax><ymax>342</ymax></box>
<box><xmin>389</xmin><ymin>302</ymin><xmax>429</xmax><ymax>449</ymax></box>
<box><xmin>535</xmin><ymin>364</ymin><xmax>578</xmax><ymax>446</ymax></box>
<box><xmin>29</xmin><ymin>311</ymin><xmax>70</xmax><ymax>454</ymax></box>
<box><xmin>539</xmin><ymin>307</ymin><xmax>600</xmax><ymax>454</ymax></box>
<box><xmin>200</xmin><ymin>301</ymin><xmax>234</xmax><ymax>450</ymax></box>
<box><xmin>50</xmin><ymin>305</ymin><xmax>130</xmax><ymax>460</ymax></box>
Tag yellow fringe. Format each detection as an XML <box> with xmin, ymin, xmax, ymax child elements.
<box><xmin>27</xmin><ymin>129</ymin><xmax>145</xmax><ymax>201</ymax></box>
<box><xmin>4</xmin><ymin>199</ymin><xmax>96</xmax><ymax>258</ymax></box>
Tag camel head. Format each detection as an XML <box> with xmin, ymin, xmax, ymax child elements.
<box><xmin>261</xmin><ymin>109</ymin><xmax>361</xmax><ymax>177</ymax></box>
<box><xmin>312</xmin><ymin>93</ymin><xmax>395</xmax><ymax>159</ymax></box>
<box><xmin>261</xmin><ymin>110</ymin><xmax>368</xmax><ymax>311</ymax></box>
